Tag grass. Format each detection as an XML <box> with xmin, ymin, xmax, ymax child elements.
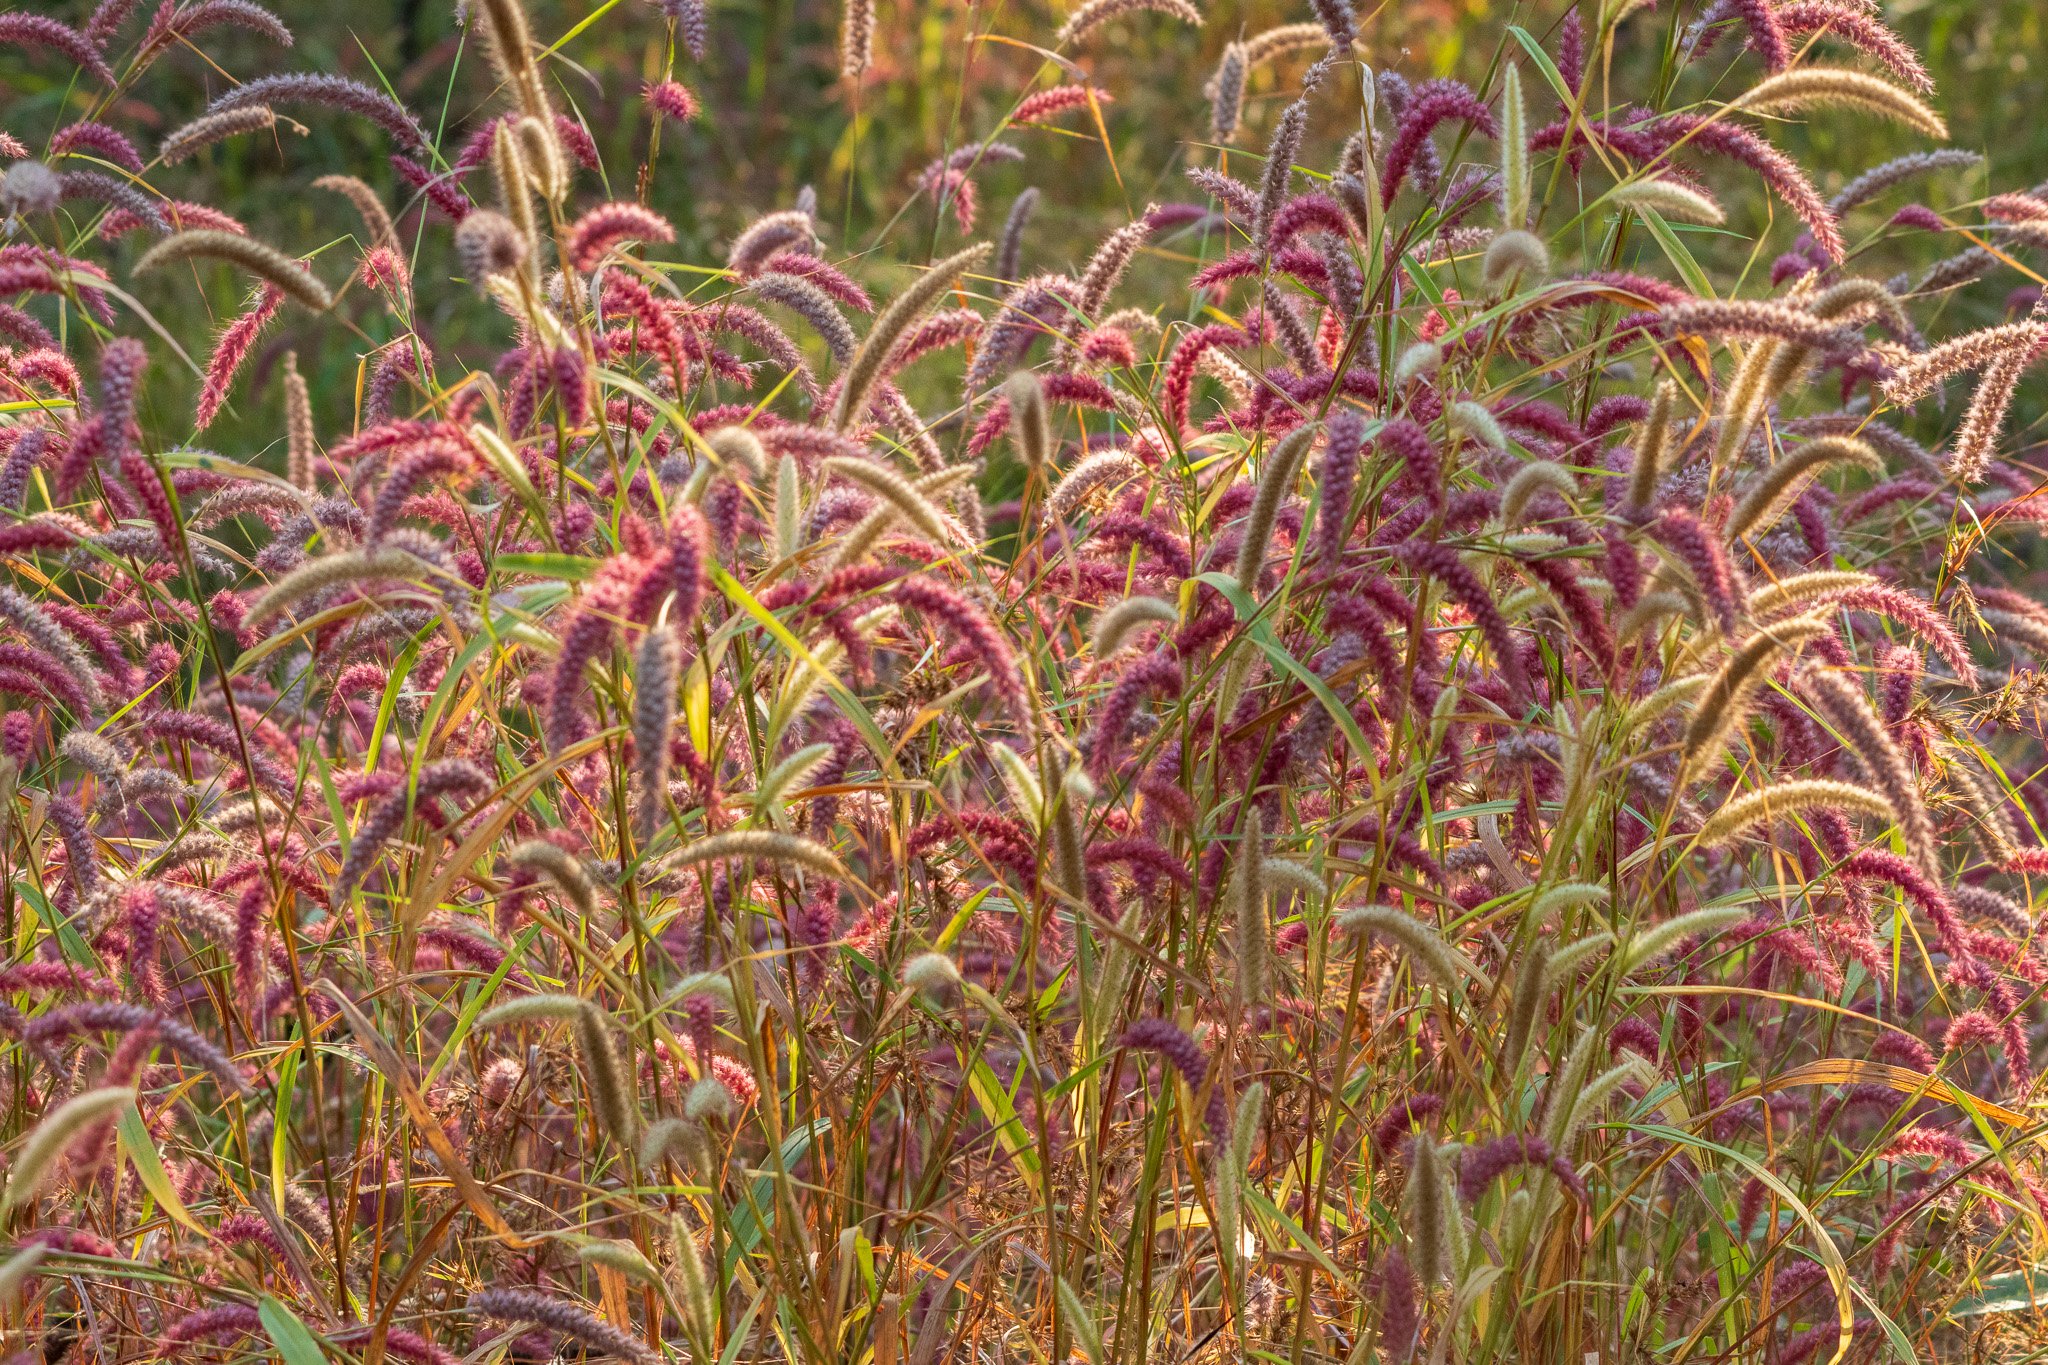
<box><xmin>0</xmin><ymin>0</ymin><xmax>2047</xmax><ymax>1363</ymax></box>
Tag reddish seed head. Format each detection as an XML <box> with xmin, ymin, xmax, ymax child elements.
<box><xmin>1381</xmin><ymin>79</ymin><xmax>1497</xmax><ymax>207</ymax></box>
<box><xmin>566</xmin><ymin>202</ymin><xmax>677</xmax><ymax>272</ymax></box>
<box><xmin>1119</xmin><ymin>1017</ymin><xmax>1229</xmax><ymax>1139</ymax></box>
<box><xmin>646</xmin><ymin>79</ymin><xmax>700</xmax><ymax>122</ymax></box>
<box><xmin>1011</xmin><ymin>84</ymin><xmax>1114</xmax><ymax>126</ymax></box>
<box><xmin>196</xmin><ymin>286</ymin><xmax>285</xmax><ymax>431</ymax></box>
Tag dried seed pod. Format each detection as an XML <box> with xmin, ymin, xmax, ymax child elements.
<box><xmin>996</xmin><ymin>188</ymin><xmax>1040</xmax><ymax>287</ymax></box>
<box><xmin>1207</xmin><ymin>42</ymin><xmax>1248</xmax><ymax>144</ymax></box>
<box><xmin>572</xmin><ymin>1002</ymin><xmax>640</xmax><ymax>1143</ymax></box>
<box><xmin>1723</xmin><ymin>437</ymin><xmax>1879</xmax><ymax>541</ymax></box>
<box><xmin>1499</xmin><ymin>63</ymin><xmax>1529</xmax><ymax>228</ymax></box>
<box><xmin>160</xmin><ymin>105</ymin><xmax>278</xmax><ymax>164</ymax></box>
<box><xmin>1407</xmin><ymin>1132</ymin><xmax>1452</xmax><ymax>1282</ymax></box>
<box><xmin>489</xmin><ymin>121</ymin><xmax>541</xmax><ymax>264</ymax></box>
<box><xmin>135</xmin><ymin>229</ymin><xmax>332</xmax><ymax>310</ymax></box>
<box><xmin>311</xmin><ymin>174</ymin><xmax>399</xmax><ymax>254</ymax></box>
<box><xmin>1697</xmin><ymin>778</ymin><xmax>1895</xmax><ymax>845</ymax></box>
<box><xmin>840</xmin><ymin>0</ymin><xmax>875</xmax><ymax>78</ymax></box>
<box><xmin>503</xmin><ymin>841</ymin><xmax>598</xmax><ymax>920</ymax></box>
<box><xmin>1611</xmin><ymin>177</ymin><xmax>1726</xmax><ymax>225</ymax></box>
<box><xmin>1679</xmin><ymin>614</ymin><xmax>1833</xmax><ymax>781</ymax></box>
<box><xmin>1231</xmin><ymin>807</ymin><xmax>1269</xmax><ymax>1003</ymax></box>
<box><xmin>1626</xmin><ymin>380</ymin><xmax>1679</xmax><ymax>518</ymax></box>
<box><xmin>1336</xmin><ymin>906</ymin><xmax>1491</xmax><ymax>993</ymax></box>
<box><xmin>514</xmin><ymin>115</ymin><xmax>571</xmax><ymax>203</ymax></box>
<box><xmin>1</xmin><ymin>1087</ymin><xmax>136</xmax><ymax>1213</ymax></box>
<box><xmin>1233</xmin><ymin>421</ymin><xmax>1319</xmax><ymax>593</ymax></box>
<box><xmin>1735</xmin><ymin>67</ymin><xmax>1947</xmax><ymax>139</ymax></box>
<box><xmin>1091</xmin><ymin>596</ymin><xmax>1178</xmax><ymax>657</ymax></box>
<box><xmin>633</xmin><ymin>626</ymin><xmax>681</xmax><ymax>845</ymax></box>
<box><xmin>834</xmin><ymin>242</ymin><xmax>990</xmax><ymax>429</ymax></box>
<box><xmin>283</xmin><ymin>351</ymin><xmax>314</xmax><ymax>488</ymax></box>
<box><xmin>454</xmin><ymin>209</ymin><xmax>528</xmax><ymax>284</ymax></box>
<box><xmin>1501</xmin><ymin>941</ymin><xmax>1551</xmax><ymax>1078</ymax></box>
<box><xmin>1055</xmin><ymin>0</ymin><xmax>1203</xmax><ymax>45</ymax></box>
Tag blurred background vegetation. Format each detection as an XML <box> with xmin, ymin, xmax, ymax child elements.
<box><xmin>1</xmin><ymin>0</ymin><xmax>2044</xmax><ymax>455</ymax></box>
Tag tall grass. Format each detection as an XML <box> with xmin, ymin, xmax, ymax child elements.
<box><xmin>0</xmin><ymin>0</ymin><xmax>2046</xmax><ymax>1363</ymax></box>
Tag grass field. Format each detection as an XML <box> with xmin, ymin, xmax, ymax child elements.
<box><xmin>1</xmin><ymin>0</ymin><xmax>2048</xmax><ymax>1362</ymax></box>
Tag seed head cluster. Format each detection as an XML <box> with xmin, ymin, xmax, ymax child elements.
<box><xmin>0</xmin><ymin>0</ymin><xmax>2040</xmax><ymax>1361</ymax></box>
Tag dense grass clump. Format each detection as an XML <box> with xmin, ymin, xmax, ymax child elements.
<box><xmin>3</xmin><ymin>0</ymin><xmax>2048</xmax><ymax>1361</ymax></box>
